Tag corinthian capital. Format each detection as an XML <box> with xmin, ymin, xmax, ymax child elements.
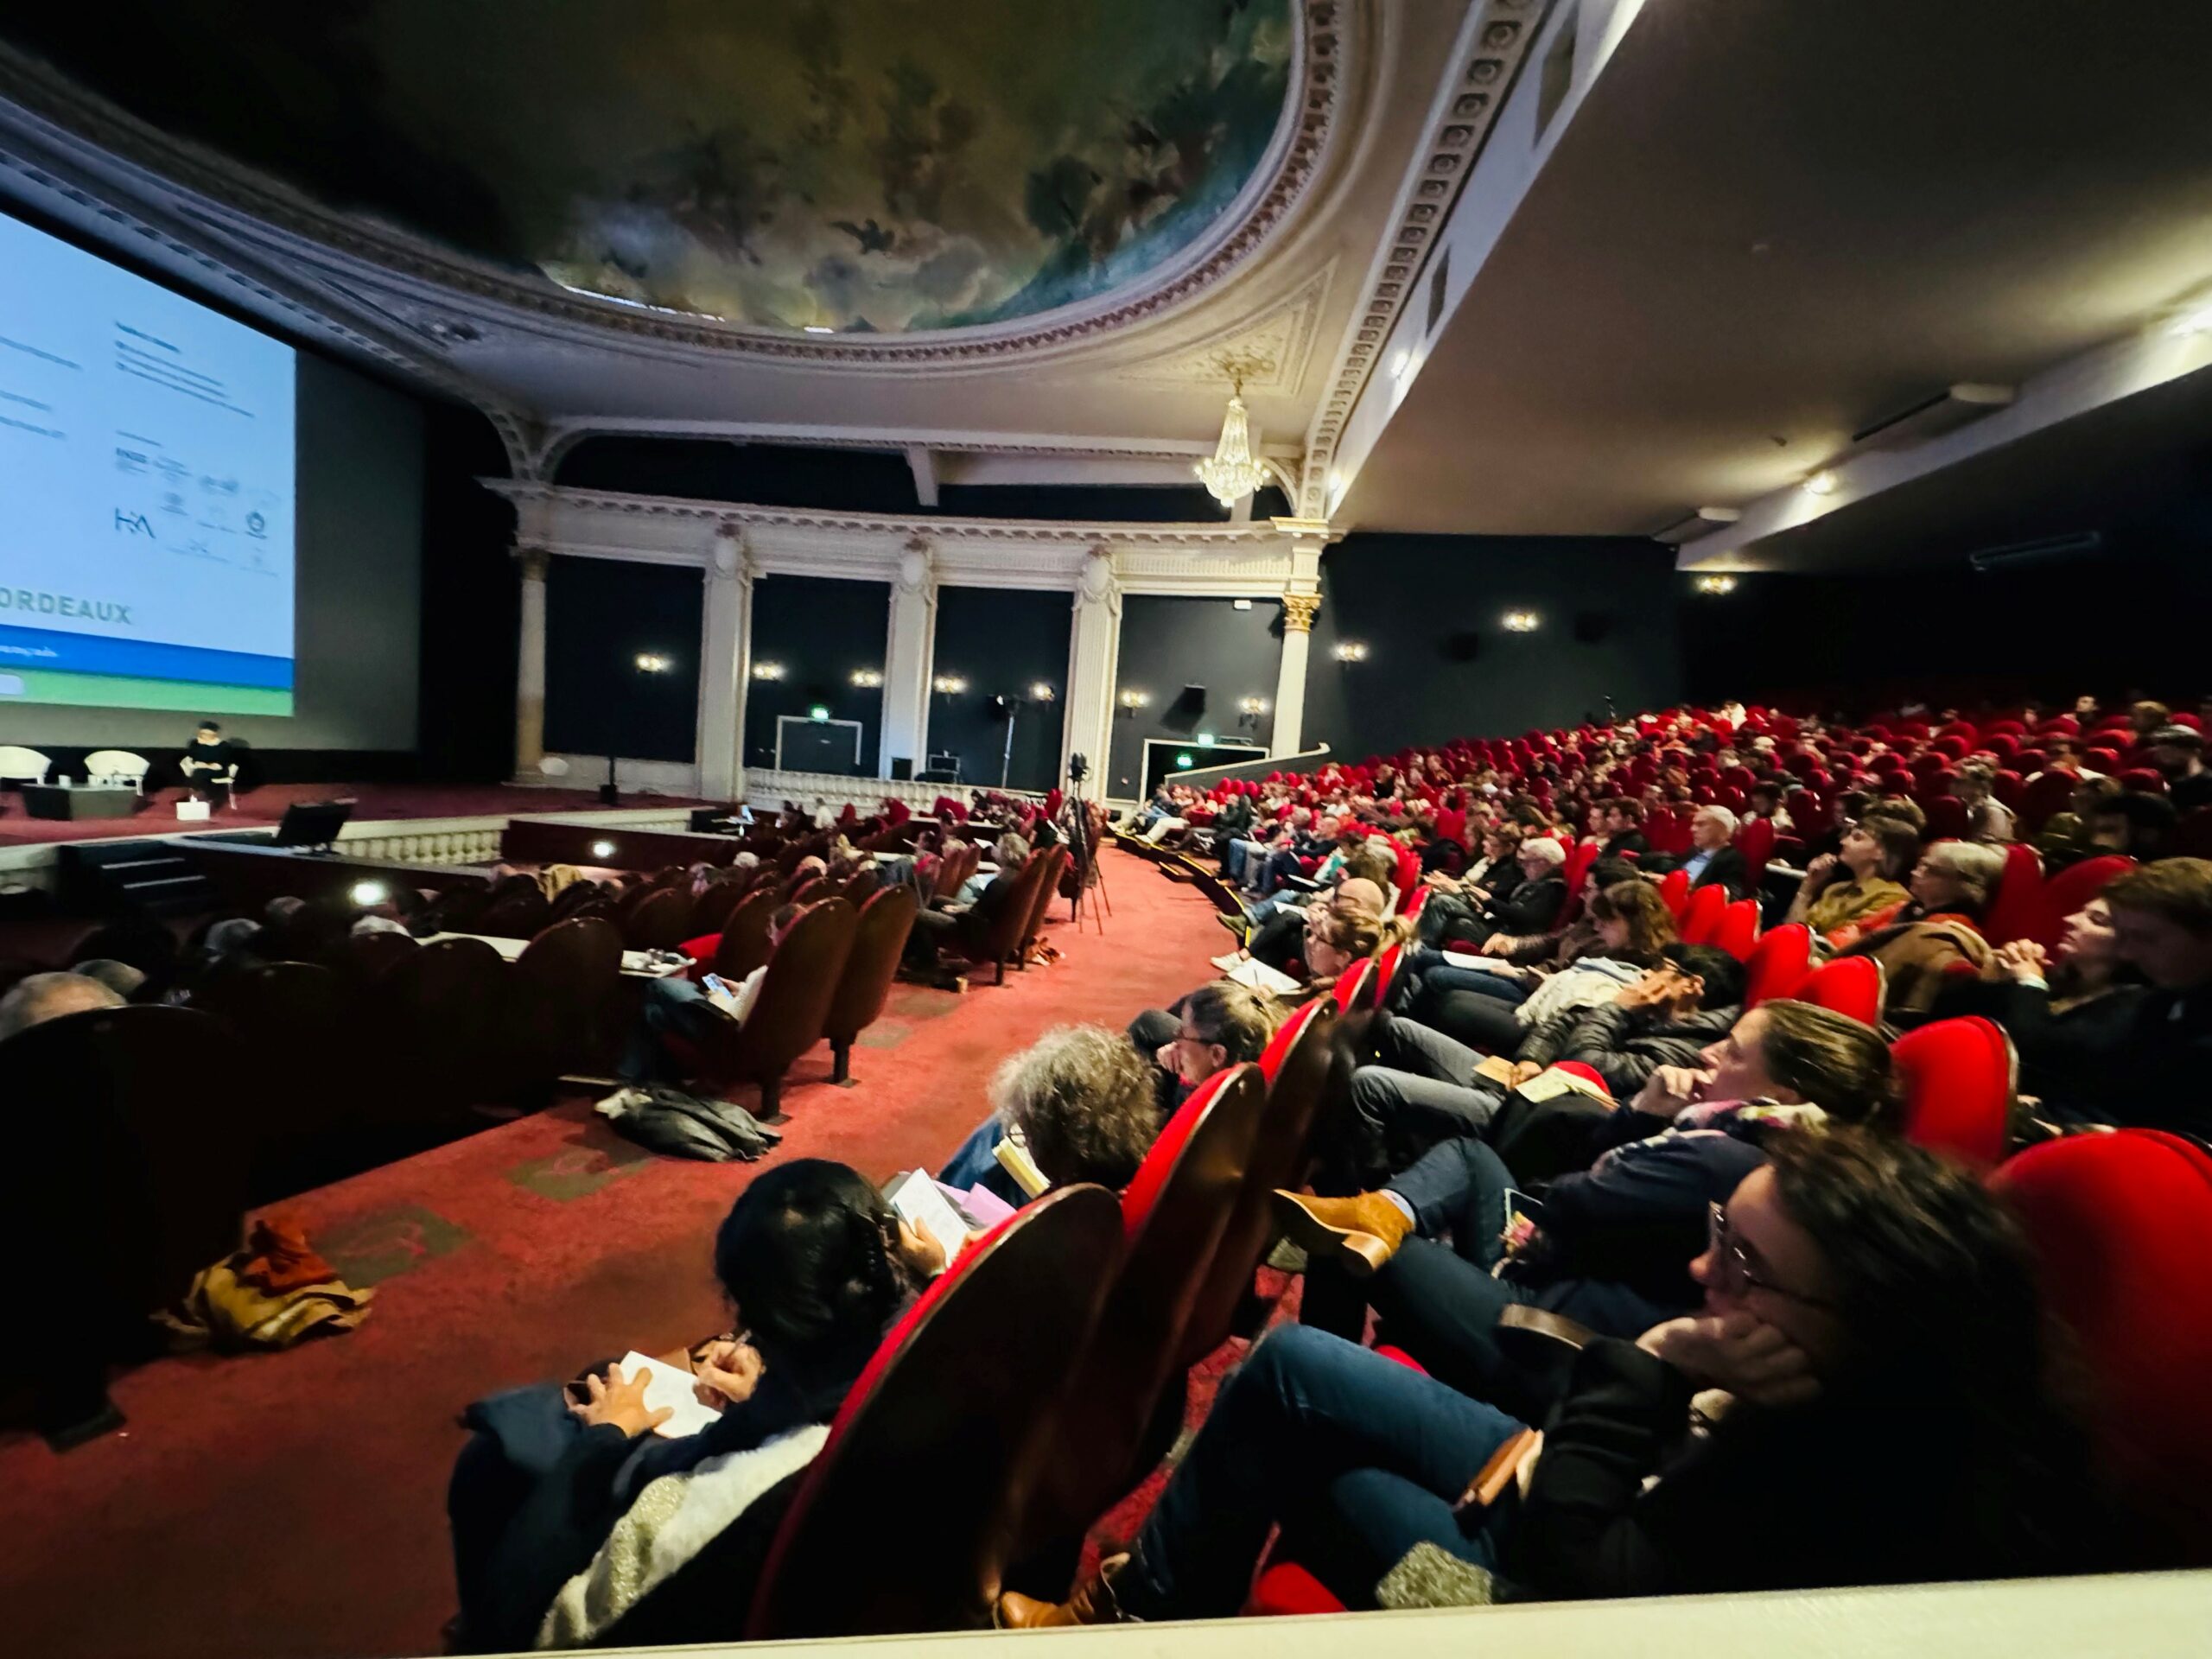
<box><xmin>1281</xmin><ymin>593</ymin><xmax>1320</xmax><ymax>633</ymax></box>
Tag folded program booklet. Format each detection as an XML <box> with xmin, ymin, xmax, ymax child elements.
<box><xmin>1224</xmin><ymin>957</ymin><xmax>1302</xmax><ymax>996</ymax></box>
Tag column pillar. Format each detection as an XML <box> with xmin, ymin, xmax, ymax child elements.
<box><xmin>513</xmin><ymin>545</ymin><xmax>549</xmax><ymax>778</ymax></box>
<box><xmin>697</xmin><ymin>521</ymin><xmax>755</xmax><ymax>800</ymax></box>
<box><xmin>880</xmin><ymin>537</ymin><xmax>938</xmax><ymax>779</ymax></box>
<box><xmin>1063</xmin><ymin>544</ymin><xmax>1122</xmax><ymax>791</ymax></box>
<box><xmin>1272</xmin><ymin>592</ymin><xmax>1317</xmax><ymax>757</ymax></box>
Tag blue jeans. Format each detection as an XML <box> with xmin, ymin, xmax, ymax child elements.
<box><xmin>1224</xmin><ymin>838</ymin><xmax>1262</xmax><ymax>882</ymax></box>
<box><xmin>1117</xmin><ymin>1325</ymin><xmax>1523</xmax><ymax>1617</ymax></box>
<box><xmin>938</xmin><ymin>1113</ymin><xmax>1026</xmax><ymax>1210</ymax></box>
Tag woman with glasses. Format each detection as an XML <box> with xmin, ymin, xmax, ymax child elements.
<box><xmin>998</xmin><ymin>1130</ymin><xmax>2093</xmax><ymax>1625</ymax></box>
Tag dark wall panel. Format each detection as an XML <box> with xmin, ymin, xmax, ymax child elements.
<box><xmin>745</xmin><ymin>574</ymin><xmax>890</xmax><ymax>773</ymax></box>
<box><xmin>1107</xmin><ymin>595</ymin><xmax>1281</xmax><ymax>798</ymax></box>
<box><xmin>1300</xmin><ymin>534</ymin><xmax>1688</xmax><ymax>760</ymax></box>
<box><xmin>927</xmin><ymin>587</ymin><xmax>1072</xmax><ymax>791</ymax></box>
<box><xmin>418</xmin><ymin>403</ymin><xmax>519</xmax><ymax>782</ymax></box>
<box><xmin>543</xmin><ymin>559</ymin><xmax>702</xmax><ymax>764</ymax></box>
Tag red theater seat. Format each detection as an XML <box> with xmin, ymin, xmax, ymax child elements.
<box><xmin>1889</xmin><ymin>1016</ymin><xmax>2013</xmax><ymax>1170</ymax></box>
<box><xmin>1788</xmin><ymin>957</ymin><xmax>1882</xmax><ymax>1025</ymax></box>
<box><xmin>1711</xmin><ymin>899</ymin><xmax>1760</xmax><ymax>963</ymax></box>
<box><xmin>1742</xmin><ymin>923</ymin><xmax>1812</xmax><ymax>1007</ymax></box>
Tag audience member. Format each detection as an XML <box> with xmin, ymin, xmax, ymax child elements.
<box><xmin>618</xmin><ymin>905</ymin><xmax>800</xmax><ymax>1084</ymax></box>
<box><xmin>0</xmin><ymin>970</ymin><xmax>127</xmax><ymax>1043</ymax></box>
<box><xmin>1662</xmin><ymin>805</ymin><xmax>1754</xmax><ymax>899</ymax></box>
<box><xmin>2148</xmin><ymin>726</ymin><xmax>2212</xmax><ymax>813</ymax></box>
<box><xmin>937</xmin><ymin>1024</ymin><xmax>1161</xmax><ymax>1206</ymax></box>
<box><xmin>1783</xmin><ymin>817</ymin><xmax>1916</xmax><ymax>936</ymax></box>
<box><xmin>2088</xmin><ymin>791</ymin><xmax>2177</xmax><ymax>861</ymax></box>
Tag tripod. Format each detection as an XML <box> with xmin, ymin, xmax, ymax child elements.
<box><xmin>1059</xmin><ymin>762</ymin><xmax>1110</xmax><ymax>934</ymax></box>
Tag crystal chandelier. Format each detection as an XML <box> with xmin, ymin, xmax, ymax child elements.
<box><xmin>1196</xmin><ymin>378</ymin><xmax>1269</xmax><ymax>506</ymax></box>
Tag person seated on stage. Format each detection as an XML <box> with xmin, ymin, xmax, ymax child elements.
<box><xmin>1000</xmin><ymin>1131</ymin><xmax>2088</xmax><ymax>1626</ymax></box>
<box><xmin>1418</xmin><ymin>836</ymin><xmax>1570</xmax><ymax>950</ymax></box>
<box><xmin>1782</xmin><ymin>814</ymin><xmax>1917</xmax><ymax>938</ymax></box>
<box><xmin>1656</xmin><ymin>805</ymin><xmax>1755</xmax><ymax>900</ymax></box>
<box><xmin>937</xmin><ymin>1023</ymin><xmax>1163</xmax><ymax>1207</ymax></box>
<box><xmin>1128</xmin><ymin>981</ymin><xmax>1285</xmax><ymax>1116</ymax></box>
<box><xmin>0</xmin><ymin>971</ymin><xmax>127</xmax><ymax>1045</ymax></box>
<box><xmin>177</xmin><ymin>720</ymin><xmax>238</xmax><ymax>802</ymax></box>
<box><xmin>618</xmin><ymin>906</ymin><xmax>800</xmax><ymax>1084</ymax></box>
<box><xmin>448</xmin><ymin>1159</ymin><xmax>944</xmax><ymax>1652</ymax></box>
<box><xmin>1497</xmin><ymin>942</ymin><xmax>1748</xmax><ymax>1097</ymax></box>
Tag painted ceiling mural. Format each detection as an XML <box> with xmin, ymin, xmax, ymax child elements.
<box><xmin>1</xmin><ymin>1</ymin><xmax>1296</xmax><ymax>333</ymax></box>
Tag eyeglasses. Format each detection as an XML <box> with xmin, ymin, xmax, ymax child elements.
<box><xmin>1706</xmin><ymin>1202</ymin><xmax>1839</xmax><ymax>1310</ymax></box>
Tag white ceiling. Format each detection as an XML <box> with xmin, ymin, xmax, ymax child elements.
<box><xmin>1341</xmin><ymin>0</ymin><xmax>2212</xmax><ymax>538</ymax></box>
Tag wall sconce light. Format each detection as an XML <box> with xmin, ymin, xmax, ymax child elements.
<box><xmin>1238</xmin><ymin>696</ymin><xmax>1268</xmax><ymax>728</ymax></box>
<box><xmin>932</xmin><ymin>674</ymin><xmax>968</xmax><ymax>694</ymax></box>
<box><xmin>590</xmin><ymin>840</ymin><xmax>616</xmax><ymax>859</ymax></box>
<box><xmin>850</xmin><ymin>668</ymin><xmax>884</xmax><ymax>688</ymax></box>
<box><xmin>1029</xmin><ymin>682</ymin><xmax>1057</xmax><ymax>702</ymax></box>
<box><xmin>752</xmin><ymin>661</ymin><xmax>785</xmax><ymax>681</ymax></box>
<box><xmin>1694</xmin><ymin>574</ymin><xmax>1739</xmax><ymax>595</ymax></box>
<box><xmin>1502</xmin><ymin>611</ymin><xmax>1541</xmax><ymax>632</ymax></box>
<box><xmin>1196</xmin><ymin>731</ymin><xmax>1217</xmax><ymax>746</ymax></box>
<box><xmin>1117</xmin><ymin>688</ymin><xmax>1150</xmax><ymax>718</ymax></box>
<box><xmin>634</xmin><ymin>652</ymin><xmax>673</xmax><ymax>673</ymax></box>
<box><xmin>1332</xmin><ymin>641</ymin><xmax>1369</xmax><ymax>663</ymax></box>
<box><xmin>1802</xmin><ymin>470</ymin><xmax>1839</xmax><ymax>497</ymax></box>
<box><xmin>348</xmin><ymin>880</ymin><xmax>387</xmax><ymax>907</ymax></box>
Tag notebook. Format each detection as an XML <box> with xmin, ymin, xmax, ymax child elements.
<box><xmin>615</xmin><ymin>1351</ymin><xmax>724</xmax><ymax>1440</ymax></box>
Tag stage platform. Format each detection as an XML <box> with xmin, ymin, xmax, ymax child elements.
<box><xmin>0</xmin><ymin>782</ymin><xmax>714</xmax><ymax>849</ymax></box>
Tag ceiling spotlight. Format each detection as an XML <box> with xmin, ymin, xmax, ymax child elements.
<box><xmin>1694</xmin><ymin>574</ymin><xmax>1740</xmax><ymax>595</ymax></box>
<box><xmin>849</xmin><ymin>668</ymin><xmax>884</xmax><ymax>688</ymax></box>
<box><xmin>348</xmin><ymin>880</ymin><xmax>387</xmax><ymax>907</ymax></box>
<box><xmin>1030</xmin><ymin>682</ymin><xmax>1057</xmax><ymax>702</ymax></box>
<box><xmin>634</xmin><ymin>652</ymin><xmax>673</xmax><ymax>673</ymax></box>
<box><xmin>1332</xmin><ymin>641</ymin><xmax>1369</xmax><ymax>663</ymax></box>
<box><xmin>590</xmin><ymin>840</ymin><xmax>615</xmax><ymax>858</ymax></box>
<box><xmin>803</xmin><ymin>325</ymin><xmax>835</xmax><ymax>334</ymax></box>
<box><xmin>932</xmin><ymin>674</ymin><xmax>968</xmax><ymax>694</ymax></box>
<box><xmin>1502</xmin><ymin>610</ymin><xmax>1541</xmax><ymax>632</ymax></box>
<box><xmin>1803</xmin><ymin>470</ymin><xmax>1840</xmax><ymax>497</ymax></box>
<box><xmin>751</xmin><ymin>661</ymin><xmax>785</xmax><ymax>681</ymax></box>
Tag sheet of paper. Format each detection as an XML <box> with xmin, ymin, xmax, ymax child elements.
<box><xmin>1226</xmin><ymin>957</ymin><xmax>1302</xmax><ymax>995</ymax></box>
<box><xmin>957</xmin><ymin>1183</ymin><xmax>1017</xmax><ymax>1230</ymax></box>
<box><xmin>616</xmin><ymin>1351</ymin><xmax>722</xmax><ymax>1440</ymax></box>
<box><xmin>1441</xmin><ymin>950</ymin><xmax>1507</xmax><ymax>972</ymax></box>
<box><xmin>889</xmin><ymin>1167</ymin><xmax>969</xmax><ymax>1262</ymax></box>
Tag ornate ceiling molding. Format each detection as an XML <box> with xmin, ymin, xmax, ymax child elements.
<box><xmin>483</xmin><ymin>480</ymin><xmax>1343</xmax><ymax>549</ymax></box>
<box><xmin>1116</xmin><ymin>262</ymin><xmax>1335</xmax><ymax>391</ymax></box>
<box><xmin>0</xmin><ymin>1</ymin><xmax>1353</xmax><ymax>371</ymax></box>
<box><xmin>1295</xmin><ymin>0</ymin><xmax>1548</xmax><ymax>516</ymax></box>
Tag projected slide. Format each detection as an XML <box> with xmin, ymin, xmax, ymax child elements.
<box><xmin>0</xmin><ymin>208</ymin><xmax>296</xmax><ymax>715</ymax></box>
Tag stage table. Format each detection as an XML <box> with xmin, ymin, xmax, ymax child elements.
<box><xmin>22</xmin><ymin>784</ymin><xmax>141</xmax><ymax>821</ymax></box>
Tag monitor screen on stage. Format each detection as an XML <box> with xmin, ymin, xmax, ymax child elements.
<box><xmin>0</xmin><ymin>207</ymin><xmax>296</xmax><ymax>716</ymax></box>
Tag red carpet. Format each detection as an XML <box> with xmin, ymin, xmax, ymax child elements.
<box><xmin>0</xmin><ymin>850</ymin><xmax>1212</xmax><ymax>1659</ymax></box>
<box><xmin>0</xmin><ymin>783</ymin><xmax>714</xmax><ymax>847</ymax></box>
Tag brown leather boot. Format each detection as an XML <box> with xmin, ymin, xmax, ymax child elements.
<box><xmin>995</xmin><ymin>1557</ymin><xmax>1135</xmax><ymax>1629</ymax></box>
<box><xmin>1270</xmin><ymin>1189</ymin><xmax>1414</xmax><ymax>1276</ymax></box>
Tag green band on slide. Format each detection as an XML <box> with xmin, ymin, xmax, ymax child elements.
<box><xmin>0</xmin><ymin>666</ymin><xmax>294</xmax><ymax>715</ymax></box>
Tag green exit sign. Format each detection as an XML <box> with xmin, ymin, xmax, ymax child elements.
<box><xmin>1177</xmin><ymin>752</ymin><xmax>1195</xmax><ymax>768</ymax></box>
<box><xmin>809</xmin><ymin>704</ymin><xmax>830</xmax><ymax>721</ymax></box>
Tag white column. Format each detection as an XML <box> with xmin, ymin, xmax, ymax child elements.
<box><xmin>1063</xmin><ymin>545</ymin><xmax>1122</xmax><ymax>789</ymax></box>
<box><xmin>1272</xmin><ymin>593</ymin><xmax>1317</xmax><ymax>757</ymax></box>
<box><xmin>513</xmin><ymin>545</ymin><xmax>549</xmax><ymax>778</ymax></box>
<box><xmin>879</xmin><ymin>537</ymin><xmax>938</xmax><ymax>779</ymax></box>
<box><xmin>697</xmin><ymin>522</ymin><xmax>754</xmax><ymax>800</ymax></box>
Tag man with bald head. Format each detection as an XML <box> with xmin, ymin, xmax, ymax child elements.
<box><xmin>0</xmin><ymin>972</ymin><xmax>127</xmax><ymax>1046</ymax></box>
<box><xmin>1241</xmin><ymin>864</ymin><xmax>1392</xmax><ymax>975</ymax></box>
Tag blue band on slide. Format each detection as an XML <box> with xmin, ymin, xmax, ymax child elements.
<box><xmin>0</xmin><ymin>621</ymin><xmax>293</xmax><ymax>690</ymax></box>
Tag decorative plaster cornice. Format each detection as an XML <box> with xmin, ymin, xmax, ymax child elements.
<box><xmin>1297</xmin><ymin>0</ymin><xmax>1547</xmax><ymax>517</ymax></box>
<box><xmin>480</xmin><ymin>480</ymin><xmax>1343</xmax><ymax>550</ymax></box>
<box><xmin>0</xmin><ymin>1</ymin><xmax>1351</xmax><ymax>369</ymax></box>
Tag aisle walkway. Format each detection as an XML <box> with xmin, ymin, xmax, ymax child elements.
<box><xmin>0</xmin><ymin>850</ymin><xmax>1211</xmax><ymax>1659</ymax></box>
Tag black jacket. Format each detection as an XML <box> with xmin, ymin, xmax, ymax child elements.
<box><xmin>1673</xmin><ymin>845</ymin><xmax>1754</xmax><ymax>901</ymax></box>
<box><xmin>1505</xmin><ymin>1342</ymin><xmax>2084</xmax><ymax>1599</ymax></box>
<box><xmin>1600</xmin><ymin>830</ymin><xmax>1649</xmax><ymax>861</ymax></box>
<box><xmin>1485</xmin><ymin>874</ymin><xmax>1567</xmax><ymax>937</ymax></box>
<box><xmin>1516</xmin><ymin>1001</ymin><xmax>1742</xmax><ymax>1098</ymax></box>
